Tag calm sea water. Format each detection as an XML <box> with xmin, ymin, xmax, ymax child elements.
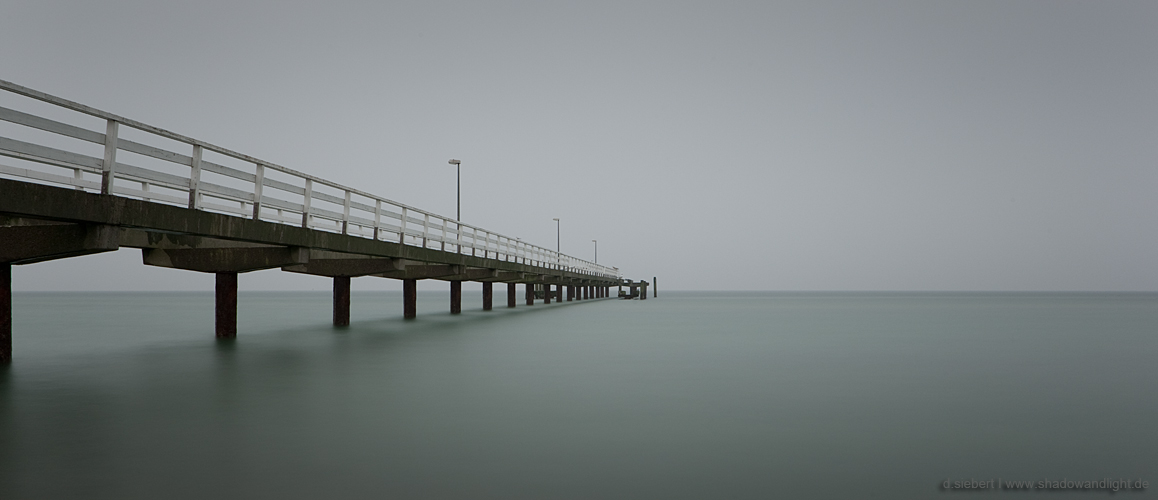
<box><xmin>1</xmin><ymin>291</ymin><xmax>1155</xmax><ymax>499</ymax></box>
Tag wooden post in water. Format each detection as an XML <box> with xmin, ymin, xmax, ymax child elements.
<box><xmin>1</xmin><ymin>263</ymin><xmax>10</xmax><ymax>364</ymax></box>
<box><xmin>482</xmin><ymin>282</ymin><xmax>492</xmax><ymax>311</ymax></box>
<box><xmin>404</xmin><ymin>279</ymin><xmax>417</xmax><ymax>319</ymax></box>
<box><xmin>333</xmin><ymin>276</ymin><xmax>350</xmax><ymax>326</ymax></box>
<box><xmin>450</xmin><ymin>281</ymin><xmax>462</xmax><ymax>314</ymax></box>
<box><xmin>216</xmin><ymin>272</ymin><xmax>238</xmax><ymax>338</ymax></box>
<box><xmin>653</xmin><ymin>277</ymin><xmax>657</xmax><ymax>298</ymax></box>
<box><xmin>507</xmin><ymin>283</ymin><xmax>516</xmax><ymax>308</ymax></box>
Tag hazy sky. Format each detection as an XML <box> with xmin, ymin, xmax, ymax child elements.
<box><xmin>2</xmin><ymin>0</ymin><xmax>1156</xmax><ymax>291</ymax></box>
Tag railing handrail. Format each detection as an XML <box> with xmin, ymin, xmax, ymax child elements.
<box><xmin>0</xmin><ymin>79</ymin><xmax>620</xmax><ymax>278</ymax></box>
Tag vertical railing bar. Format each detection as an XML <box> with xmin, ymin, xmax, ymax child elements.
<box><xmin>373</xmin><ymin>200</ymin><xmax>381</xmax><ymax>240</ymax></box>
<box><xmin>399</xmin><ymin>207</ymin><xmax>408</xmax><ymax>245</ymax></box>
<box><xmin>251</xmin><ymin>163</ymin><xmax>265</xmax><ymax>220</ymax></box>
<box><xmin>301</xmin><ymin>178</ymin><xmax>313</xmax><ymax>228</ymax></box>
<box><xmin>341</xmin><ymin>190</ymin><xmax>351</xmax><ymax>235</ymax></box>
<box><xmin>188</xmin><ymin>144</ymin><xmax>202</xmax><ymax>209</ymax></box>
<box><xmin>422</xmin><ymin>214</ymin><xmax>429</xmax><ymax>248</ymax></box>
<box><xmin>100</xmin><ymin>119</ymin><xmax>118</xmax><ymax>194</ymax></box>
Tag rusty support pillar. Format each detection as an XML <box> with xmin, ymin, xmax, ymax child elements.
<box><xmin>404</xmin><ymin>279</ymin><xmax>417</xmax><ymax>319</ymax></box>
<box><xmin>544</xmin><ymin>283</ymin><xmax>551</xmax><ymax>304</ymax></box>
<box><xmin>450</xmin><ymin>281</ymin><xmax>462</xmax><ymax>314</ymax></box>
<box><xmin>216</xmin><ymin>272</ymin><xmax>238</xmax><ymax>339</ymax></box>
<box><xmin>482</xmin><ymin>282</ymin><xmax>493</xmax><ymax>311</ymax></box>
<box><xmin>1</xmin><ymin>263</ymin><xmax>10</xmax><ymax>364</ymax></box>
<box><xmin>333</xmin><ymin>276</ymin><xmax>350</xmax><ymax>326</ymax></box>
<box><xmin>525</xmin><ymin>283</ymin><xmax>533</xmax><ymax>305</ymax></box>
<box><xmin>507</xmin><ymin>283</ymin><xmax>516</xmax><ymax>308</ymax></box>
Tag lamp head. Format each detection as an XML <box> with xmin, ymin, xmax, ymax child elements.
<box><xmin>448</xmin><ymin>159</ymin><xmax>461</xmax><ymax>165</ymax></box>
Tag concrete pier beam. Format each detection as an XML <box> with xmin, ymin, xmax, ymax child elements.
<box><xmin>216</xmin><ymin>272</ymin><xmax>238</xmax><ymax>339</ymax></box>
<box><xmin>404</xmin><ymin>279</ymin><xmax>417</xmax><ymax>319</ymax></box>
<box><xmin>450</xmin><ymin>281</ymin><xmax>462</xmax><ymax>314</ymax></box>
<box><xmin>333</xmin><ymin>276</ymin><xmax>350</xmax><ymax>326</ymax></box>
<box><xmin>1</xmin><ymin>263</ymin><xmax>10</xmax><ymax>364</ymax></box>
<box><xmin>507</xmin><ymin>283</ymin><xmax>516</xmax><ymax>308</ymax></box>
<box><xmin>482</xmin><ymin>282</ymin><xmax>493</xmax><ymax>311</ymax></box>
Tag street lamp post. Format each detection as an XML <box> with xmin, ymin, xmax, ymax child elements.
<box><xmin>448</xmin><ymin>159</ymin><xmax>461</xmax><ymax>221</ymax></box>
<box><xmin>552</xmin><ymin>218</ymin><xmax>560</xmax><ymax>270</ymax></box>
<box><xmin>592</xmin><ymin>239</ymin><xmax>597</xmax><ymax>264</ymax></box>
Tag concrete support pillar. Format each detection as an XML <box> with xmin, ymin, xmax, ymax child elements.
<box><xmin>525</xmin><ymin>283</ymin><xmax>534</xmax><ymax>305</ymax></box>
<box><xmin>1</xmin><ymin>263</ymin><xmax>10</xmax><ymax>364</ymax></box>
<box><xmin>544</xmin><ymin>283</ymin><xmax>551</xmax><ymax>304</ymax></box>
<box><xmin>216</xmin><ymin>272</ymin><xmax>238</xmax><ymax>339</ymax></box>
<box><xmin>482</xmin><ymin>282</ymin><xmax>493</xmax><ymax>311</ymax></box>
<box><xmin>555</xmin><ymin>284</ymin><xmax>563</xmax><ymax>303</ymax></box>
<box><xmin>507</xmin><ymin>283</ymin><xmax>516</xmax><ymax>308</ymax></box>
<box><xmin>404</xmin><ymin>279</ymin><xmax>417</xmax><ymax>319</ymax></box>
<box><xmin>641</xmin><ymin>283</ymin><xmax>648</xmax><ymax>300</ymax></box>
<box><xmin>567</xmin><ymin>285</ymin><xmax>573</xmax><ymax>302</ymax></box>
<box><xmin>450</xmin><ymin>280</ymin><xmax>462</xmax><ymax>314</ymax></box>
<box><xmin>333</xmin><ymin>276</ymin><xmax>350</xmax><ymax>326</ymax></box>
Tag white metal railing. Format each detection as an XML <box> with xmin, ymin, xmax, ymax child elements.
<box><xmin>0</xmin><ymin>79</ymin><xmax>620</xmax><ymax>280</ymax></box>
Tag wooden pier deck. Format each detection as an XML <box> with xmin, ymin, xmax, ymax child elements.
<box><xmin>0</xmin><ymin>80</ymin><xmax>646</xmax><ymax>363</ymax></box>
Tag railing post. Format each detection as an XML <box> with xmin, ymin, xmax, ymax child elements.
<box><xmin>188</xmin><ymin>144</ymin><xmax>202</xmax><ymax>209</ymax></box>
<box><xmin>301</xmin><ymin>179</ymin><xmax>313</xmax><ymax>228</ymax></box>
<box><xmin>100</xmin><ymin>119</ymin><xmax>118</xmax><ymax>194</ymax></box>
<box><xmin>341</xmin><ymin>190</ymin><xmax>351</xmax><ymax>235</ymax></box>
<box><xmin>440</xmin><ymin>218</ymin><xmax>447</xmax><ymax>252</ymax></box>
<box><xmin>399</xmin><ymin>207</ymin><xmax>408</xmax><ymax>244</ymax></box>
<box><xmin>373</xmin><ymin>200</ymin><xmax>382</xmax><ymax>240</ymax></box>
<box><xmin>422</xmin><ymin>214</ymin><xmax>430</xmax><ymax>248</ymax></box>
<box><xmin>252</xmin><ymin>164</ymin><xmax>264</xmax><ymax>220</ymax></box>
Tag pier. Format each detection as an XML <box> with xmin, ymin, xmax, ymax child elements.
<box><xmin>0</xmin><ymin>80</ymin><xmax>646</xmax><ymax>364</ymax></box>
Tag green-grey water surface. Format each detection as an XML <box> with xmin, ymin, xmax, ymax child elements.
<box><xmin>1</xmin><ymin>291</ymin><xmax>1155</xmax><ymax>498</ymax></box>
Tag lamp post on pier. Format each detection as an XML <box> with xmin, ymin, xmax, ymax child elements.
<box><xmin>592</xmin><ymin>239</ymin><xmax>597</xmax><ymax>264</ymax></box>
<box><xmin>553</xmin><ymin>218</ymin><xmax>560</xmax><ymax>270</ymax></box>
<box><xmin>447</xmin><ymin>159</ymin><xmax>461</xmax><ymax>221</ymax></box>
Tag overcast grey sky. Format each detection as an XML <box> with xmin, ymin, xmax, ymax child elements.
<box><xmin>2</xmin><ymin>0</ymin><xmax>1156</xmax><ymax>291</ymax></box>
